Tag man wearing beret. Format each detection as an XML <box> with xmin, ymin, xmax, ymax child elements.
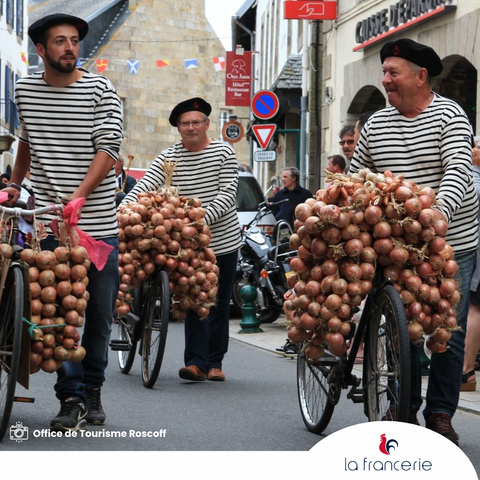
<box><xmin>121</xmin><ymin>97</ymin><xmax>242</xmax><ymax>382</ymax></box>
<box><xmin>350</xmin><ymin>38</ymin><xmax>479</xmax><ymax>445</ymax></box>
<box><xmin>4</xmin><ymin>14</ymin><xmax>123</xmax><ymax>431</ymax></box>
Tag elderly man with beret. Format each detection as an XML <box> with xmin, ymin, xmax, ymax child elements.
<box><xmin>122</xmin><ymin>97</ymin><xmax>241</xmax><ymax>383</ymax></box>
<box><xmin>4</xmin><ymin>13</ymin><xmax>123</xmax><ymax>432</ymax></box>
<box><xmin>350</xmin><ymin>38</ymin><xmax>479</xmax><ymax>445</ymax></box>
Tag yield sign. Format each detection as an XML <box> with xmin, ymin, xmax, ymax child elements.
<box><xmin>252</xmin><ymin>124</ymin><xmax>277</xmax><ymax>150</ymax></box>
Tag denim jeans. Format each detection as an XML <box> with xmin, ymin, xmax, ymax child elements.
<box><xmin>410</xmin><ymin>249</ymin><xmax>475</xmax><ymax>419</ymax></box>
<box><xmin>41</xmin><ymin>236</ymin><xmax>119</xmax><ymax>403</ymax></box>
<box><xmin>184</xmin><ymin>249</ymin><xmax>238</xmax><ymax>372</ymax></box>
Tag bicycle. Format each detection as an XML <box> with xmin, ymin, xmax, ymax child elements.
<box><xmin>0</xmin><ymin>202</ymin><xmax>62</xmax><ymax>442</ymax></box>
<box><xmin>297</xmin><ymin>273</ymin><xmax>411</xmax><ymax>434</ymax></box>
<box><xmin>110</xmin><ymin>268</ymin><xmax>170</xmax><ymax>388</ymax></box>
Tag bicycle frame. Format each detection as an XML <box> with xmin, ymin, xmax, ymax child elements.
<box><xmin>310</xmin><ymin>276</ymin><xmax>395</xmax><ymax>404</ymax></box>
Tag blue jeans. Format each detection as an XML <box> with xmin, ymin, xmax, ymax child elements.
<box><xmin>184</xmin><ymin>249</ymin><xmax>238</xmax><ymax>372</ymax></box>
<box><xmin>41</xmin><ymin>236</ymin><xmax>119</xmax><ymax>403</ymax></box>
<box><xmin>410</xmin><ymin>249</ymin><xmax>475</xmax><ymax>419</ymax></box>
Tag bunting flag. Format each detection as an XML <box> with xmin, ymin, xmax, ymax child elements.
<box><xmin>185</xmin><ymin>58</ymin><xmax>198</xmax><ymax>69</ymax></box>
<box><xmin>156</xmin><ymin>59</ymin><xmax>170</xmax><ymax>67</ymax></box>
<box><xmin>212</xmin><ymin>56</ymin><xmax>225</xmax><ymax>71</ymax></box>
<box><xmin>96</xmin><ymin>59</ymin><xmax>109</xmax><ymax>73</ymax></box>
<box><xmin>20</xmin><ymin>52</ymin><xmax>29</xmax><ymax>65</ymax></box>
<box><xmin>127</xmin><ymin>60</ymin><xmax>139</xmax><ymax>74</ymax></box>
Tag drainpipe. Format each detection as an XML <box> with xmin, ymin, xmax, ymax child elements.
<box><xmin>299</xmin><ymin>22</ymin><xmax>309</xmax><ymax>188</ymax></box>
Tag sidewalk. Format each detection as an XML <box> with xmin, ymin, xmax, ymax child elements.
<box><xmin>228</xmin><ymin>315</ymin><xmax>480</xmax><ymax>416</ymax></box>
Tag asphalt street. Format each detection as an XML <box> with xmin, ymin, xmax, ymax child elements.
<box><xmin>2</xmin><ymin>320</ymin><xmax>330</xmax><ymax>451</ymax></box>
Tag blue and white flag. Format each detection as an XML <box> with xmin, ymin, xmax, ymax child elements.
<box><xmin>127</xmin><ymin>60</ymin><xmax>140</xmax><ymax>74</ymax></box>
<box><xmin>185</xmin><ymin>58</ymin><xmax>198</xmax><ymax>69</ymax></box>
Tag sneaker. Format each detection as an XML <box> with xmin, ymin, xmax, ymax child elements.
<box><xmin>50</xmin><ymin>397</ymin><xmax>87</xmax><ymax>432</ymax></box>
<box><xmin>426</xmin><ymin>412</ymin><xmax>459</xmax><ymax>446</ymax></box>
<box><xmin>86</xmin><ymin>387</ymin><xmax>106</xmax><ymax>425</ymax></box>
<box><xmin>276</xmin><ymin>339</ymin><xmax>299</xmax><ymax>357</ymax></box>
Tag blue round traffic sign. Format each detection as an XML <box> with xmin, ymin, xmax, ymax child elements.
<box><xmin>251</xmin><ymin>90</ymin><xmax>280</xmax><ymax>120</ymax></box>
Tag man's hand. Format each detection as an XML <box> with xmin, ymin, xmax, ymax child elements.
<box><xmin>2</xmin><ymin>187</ymin><xmax>21</xmax><ymax>206</ymax></box>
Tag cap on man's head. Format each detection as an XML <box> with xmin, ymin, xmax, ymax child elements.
<box><xmin>380</xmin><ymin>38</ymin><xmax>443</xmax><ymax>77</ymax></box>
<box><xmin>28</xmin><ymin>13</ymin><xmax>89</xmax><ymax>45</ymax></box>
<box><xmin>169</xmin><ymin>97</ymin><xmax>212</xmax><ymax>127</ymax></box>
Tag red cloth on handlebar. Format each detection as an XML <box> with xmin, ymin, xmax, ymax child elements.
<box><xmin>0</xmin><ymin>192</ymin><xmax>9</xmax><ymax>204</ymax></box>
<box><xmin>63</xmin><ymin>197</ymin><xmax>114</xmax><ymax>271</ymax></box>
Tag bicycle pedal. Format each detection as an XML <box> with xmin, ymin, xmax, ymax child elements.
<box><xmin>346</xmin><ymin>376</ymin><xmax>364</xmax><ymax>403</ymax></box>
<box><xmin>109</xmin><ymin>340</ymin><xmax>131</xmax><ymax>351</ymax></box>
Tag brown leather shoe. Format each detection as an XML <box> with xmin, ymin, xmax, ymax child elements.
<box><xmin>179</xmin><ymin>365</ymin><xmax>206</xmax><ymax>381</ymax></box>
<box><xmin>426</xmin><ymin>412</ymin><xmax>459</xmax><ymax>446</ymax></box>
<box><xmin>207</xmin><ymin>368</ymin><xmax>226</xmax><ymax>381</ymax></box>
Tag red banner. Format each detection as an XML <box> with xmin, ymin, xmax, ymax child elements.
<box><xmin>225</xmin><ymin>51</ymin><xmax>252</xmax><ymax>107</ymax></box>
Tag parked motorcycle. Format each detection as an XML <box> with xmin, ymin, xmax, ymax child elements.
<box><xmin>231</xmin><ymin>200</ymin><xmax>296</xmax><ymax>323</ymax></box>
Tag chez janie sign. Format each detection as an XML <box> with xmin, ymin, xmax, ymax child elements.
<box><xmin>354</xmin><ymin>0</ymin><xmax>456</xmax><ymax>50</ymax></box>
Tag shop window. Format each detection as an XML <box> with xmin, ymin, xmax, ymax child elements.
<box><xmin>432</xmin><ymin>55</ymin><xmax>477</xmax><ymax>133</ymax></box>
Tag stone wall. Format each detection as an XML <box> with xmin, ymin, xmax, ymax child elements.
<box><xmin>98</xmin><ymin>0</ymin><xmax>249</xmax><ymax>168</ymax></box>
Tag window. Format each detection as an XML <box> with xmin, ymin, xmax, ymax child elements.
<box><xmin>16</xmin><ymin>0</ymin><xmax>24</xmax><ymax>36</ymax></box>
<box><xmin>5</xmin><ymin>65</ymin><xmax>10</xmax><ymax>123</ymax></box>
<box><xmin>6</xmin><ymin>0</ymin><xmax>13</xmax><ymax>27</ymax></box>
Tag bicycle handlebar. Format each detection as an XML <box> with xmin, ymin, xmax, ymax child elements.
<box><xmin>0</xmin><ymin>203</ymin><xmax>63</xmax><ymax>218</ymax></box>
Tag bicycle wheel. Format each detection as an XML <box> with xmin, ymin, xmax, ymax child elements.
<box><xmin>116</xmin><ymin>288</ymin><xmax>141</xmax><ymax>374</ymax></box>
<box><xmin>0</xmin><ymin>266</ymin><xmax>24</xmax><ymax>442</ymax></box>
<box><xmin>363</xmin><ymin>284</ymin><xmax>411</xmax><ymax>422</ymax></box>
<box><xmin>141</xmin><ymin>269</ymin><xmax>170</xmax><ymax>388</ymax></box>
<box><xmin>297</xmin><ymin>342</ymin><xmax>341</xmax><ymax>434</ymax></box>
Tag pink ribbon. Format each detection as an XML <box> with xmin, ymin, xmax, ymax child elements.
<box><xmin>63</xmin><ymin>197</ymin><xmax>114</xmax><ymax>271</ymax></box>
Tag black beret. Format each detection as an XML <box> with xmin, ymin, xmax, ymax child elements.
<box><xmin>380</xmin><ymin>38</ymin><xmax>443</xmax><ymax>77</ymax></box>
<box><xmin>28</xmin><ymin>14</ymin><xmax>89</xmax><ymax>45</ymax></box>
<box><xmin>169</xmin><ymin>97</ymin><xmax>212</xmax><ymax>127</ymax></box>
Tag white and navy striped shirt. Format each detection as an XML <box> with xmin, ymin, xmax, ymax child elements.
<box><xmin>15</xmin><ymin>69</ymin><xmax>123</xmax><ymax>239</ymax></box>
<box><xmin>350</xmin><ymin>93</ymin><xmax>479</xmax><ymax>254</ymax></box>
<box><xmin>122</xmin><ymin>140</ymin><xmax>242</xmax><ymax>256</ymax></box>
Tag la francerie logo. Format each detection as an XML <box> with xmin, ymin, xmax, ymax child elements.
<box><xmin>379</xmin><ymin>433</ymin><xmax>398</xmax><ymax>455</ymax></box>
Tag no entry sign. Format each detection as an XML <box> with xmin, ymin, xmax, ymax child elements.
<box><xmin>251</xmin><ymin>90</ymin><xmax>280</xmax><ymax>120</ymax></box>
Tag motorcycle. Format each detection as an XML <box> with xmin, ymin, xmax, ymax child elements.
<box><xmin>231</xmin><ymin>199</ymin><xmax>296</xmax><ymax>323</ymax></box>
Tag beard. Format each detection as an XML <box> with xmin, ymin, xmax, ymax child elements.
<box><xmin>44</xmin><ymin>51</ymin><xmax>77</xmax><ymax>74</ymax></box>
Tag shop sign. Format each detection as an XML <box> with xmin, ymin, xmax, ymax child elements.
<box><xmin>284</xmin><ymin>1</ymin><xmax>337</xmax><ymax>21</ymax></box>
<box><xmin>222</xmin><ymin>121</ymin><xmax>244</xmax><ymax>143</ymax></box>
<box><xmin>225</xmin><ymin>51</ymin><xmax>253</xmax><ymax>107</ymax></box>
<box><xmin>354</xmin><ymin>0</ymin><xmax>456</xmax><ymax>51</ymax></box>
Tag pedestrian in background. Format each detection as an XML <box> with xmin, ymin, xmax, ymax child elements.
<box><xmin>350</xmin><ymin>38</ymin><xmax>479</xmax><ymax>445</ymax></box>
<box><xmin>4</xmin><ymin>13</ymin><xmax>123</xmax><ymax>432</ymax></box>
<box><xmin>462</xmin><ymin>140</ymin><xmax>480</xmax><ymax>391</ymax></box>
<box><xmin>122</xmin><ymin>97</ymin><xmax>241</xmax><ymax>382</ymax></box>
<box><xmin>114</xmin><ymin>152</ymin><xmax>136</xmax><ymax>206</ymax></box>
<box><xmin>268</xmin><ymin>167</ymin><xmax>313</xmax><ymax>228</ymax></box>
<box><xmin>327</xmin><ymin>154</ymin><xmax>346</xmax><ymax>174</ymax></box>
<box><xmin>338</xmin><ymin>125</ymin><xmax>356</xmax><ymax>166</ymax></box>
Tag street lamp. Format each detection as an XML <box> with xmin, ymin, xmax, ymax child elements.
<box><xmin>0</xmin><ymin>133</ymin><xmax>15</xmax><ymax>154</ymax></box>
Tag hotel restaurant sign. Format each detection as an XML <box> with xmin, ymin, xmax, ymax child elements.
<box><xmin>354</xmin><ymin>0</ymin><xmax>456</xmax><ymax>51</ymax></box>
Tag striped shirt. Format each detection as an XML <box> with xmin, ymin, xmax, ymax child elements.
<box><xmin>350</xmin><ymin>93</ymin><xmax>479</xmax><ymax>254</ymax></box>
<box><xmin>15</xmin><ymin>69</ymin><xmax>123</xmax><ymax>239</ymax></box>
<box><xmin>122</xmin><ymin>139</ymin><xmax>242</xmax><ymax>256</ymax></box>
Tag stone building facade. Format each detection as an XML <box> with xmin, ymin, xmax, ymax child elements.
<box><xmin>91</xmin><ymin>0</ymin><xmax>250</xmax><ymax>169</ymax></box>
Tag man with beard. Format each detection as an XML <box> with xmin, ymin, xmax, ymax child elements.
<box><xmin>4</xmin><ymin>14</ymin><xmax>123</xmax><ymax>432</ymax></box>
